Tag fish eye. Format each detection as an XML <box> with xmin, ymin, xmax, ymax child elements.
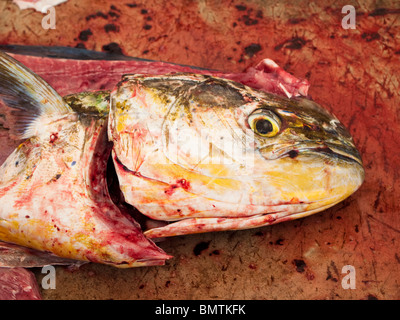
<box><xmin>248</xmin><ymin>109</ymin><xmax>281</xmax><ymax>137</ymax></box>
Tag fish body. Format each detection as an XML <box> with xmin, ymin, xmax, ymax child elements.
<box><xmin>0</xmin><ymin>50</ymin><xmax>364</xmax><ymax>268</ymax></box>
<box><xmin>0</xmin><ymin>52</ymin><xmax>170</xmax><ymax>267</ymax></box>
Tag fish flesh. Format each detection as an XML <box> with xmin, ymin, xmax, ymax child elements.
<box><xmin>0</xmin><ymin>50</ymin><xmax>364</xmax><ymax>271</ymax></box>
<box><xmin>0</xmin><ymin>51</ymin><xmax>170</xmax><ymax>268</ymax></box>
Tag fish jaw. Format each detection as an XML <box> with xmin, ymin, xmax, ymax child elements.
<box><xmin>120</xmin><ymin>151</ymin><xmax>364</xmax><ymax>238</ymax></box>
<box><xmin>143</xmin><ymin>155</ymin><xmax>364</xmax><ymax>238</ymax></box>
<box><xmin>0</xmin><ymin>109</ymin><xmax>170</xmax><ymax>267</ymax></box>
<box><xmin>110</xmin><ymin>73</ymin><xmax>364</xmax><ymax>237</ymax></box>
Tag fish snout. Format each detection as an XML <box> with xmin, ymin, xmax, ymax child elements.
<box><xmin>318</xmin><ymin>118</ymin><xmax>363</xmax><ymax>168</ymax></box>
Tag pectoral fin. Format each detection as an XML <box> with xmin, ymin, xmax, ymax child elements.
<box><xmin>0</xmin><ymin>50</ymin><xmax>73</xmax><ymax>139</ymax></box>
<box><xmin>0</xmin><ymin>241</ymin><xmax>84</xmax><ymax>268</ymax></box>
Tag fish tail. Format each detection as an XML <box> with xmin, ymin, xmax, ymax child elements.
<box><xmin>0</xmin><ymin>50</ymin><xmax>72</xmax><ymax>139</ymax></box>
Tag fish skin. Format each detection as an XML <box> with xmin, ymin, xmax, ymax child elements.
<box><xmin>109</xmin><ymin>73</ymin><xmax>365</xmax><ymax>238</ymax></box>
<box><xmin>0</xmin><ymin>49</ymin><xmax>364</xmax><ymax>265</ymax></box>
<box><xmin>0</xmin><ymin>51</ymin><xmax>171</xmax><ymax>267</ymax></box>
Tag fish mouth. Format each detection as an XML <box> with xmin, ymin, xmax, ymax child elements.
<box><xmin>261</xmin><ymin>141</ymin><xmax>363</xmax><ymax>166</ymax></box>
<box><xmin>143</xmin><ymin>198</ymin><xmax>348</xmax><ymax>238</ymax></box>
<box><xmin>308</xmin><ymin>143</ymin><xmax>363</xmax><ymax>166</ymax></box>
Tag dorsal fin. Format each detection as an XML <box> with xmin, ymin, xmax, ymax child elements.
<box><xmin>0</xmin><ymin>50</ymin><xmax>72</xmax><ymax>139</ymax></box>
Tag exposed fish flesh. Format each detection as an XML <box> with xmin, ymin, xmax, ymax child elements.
<box><xmin>0</xmin><ymin>51</ymin><xmax>170</xmax><ymax>268</ymax></box>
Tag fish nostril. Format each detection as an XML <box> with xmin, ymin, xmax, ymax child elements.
<box><xmin>322</xmin><ymin>122</ymin><xmax>337</xmax><ymax>135</ymax></box>
<box><xmin>288</xmin><ymin>150</ymin><xmax>299</xmax><ymax>158</ymax></box>
<box><xmin>322</xmin><ymin>121</ymin><xmax>353</xmax><ymax>141</ymax></box>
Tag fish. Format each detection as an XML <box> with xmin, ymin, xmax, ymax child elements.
<box><xmin>0</xmin><ymin>50</ymin><xmax>364</xmax><ymax>269</ymax></box>
<box><xmin>109</xmin><ymin>73</ymin><xmax>365</xmax><ymax>238</ymax></box>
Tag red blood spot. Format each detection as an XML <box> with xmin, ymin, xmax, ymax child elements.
<box><xmin>164</xmin><ymin>179</ymin><xmax>191</xmax><ymax>195</ymax></box>
<box><xmin>50</xmin><ymin>133</ymin><xmax>58</xmax><ymax>144</ymax></box>
<box><xmin>0</xmin><ymin>181</ymin><xmax>18</xmax><ymax>197</ymax></box>
<box><xmin>164</xmin><ymin>184</ymin><xmax>178</xmax><ymax>195</ymax></box>
<box><xmin>290</xmin><ymin>197</ymin><xmax>300</xmax><ymax>204</ymax></box>
<box><xmin>249</xmin><ymin>263</ymin><xmax>257</xmax><ymax>270</ymax></box>
<box><xmin>177</xmin><ymin>179</ymin><xmax>190</xmax><ymax>190</ymax></box>
<box><xmin>306</xmin><ymin>271</ymin><xmax>315</xmax><ymax>280</ymax></box>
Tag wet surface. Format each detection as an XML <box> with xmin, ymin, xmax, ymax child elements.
<box><xmin>0</xmin><ymin>0</ymin><xmax>399</xmax><ymax>300</ymax></box>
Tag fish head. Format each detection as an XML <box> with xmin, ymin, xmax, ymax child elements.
<box><xmin>109</xmin><ymin>73</ymin><xmax>364</xmax><ymax>233</ymax></box>
<box><xmin>244</xmin><ymin>92</ymin><xmax>365</xmax><ymax>216</ymax></box>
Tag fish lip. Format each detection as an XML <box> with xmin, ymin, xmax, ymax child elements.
<box><xmin>302</xmin><ymin>144</ymin><xmax>363</xmax><ymax>167</ymax></box>
<box><xmin>261</xmin><ymin>141</ymin><xmax>363</xmax><ymax>166</ymax></box>
<box><xmin>268</xmin><ymin>199</ymin><xmax>347</xmax><ymax>224</ymax></box>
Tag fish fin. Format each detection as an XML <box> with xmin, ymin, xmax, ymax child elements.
<box><xmin>0</xmin><ymin>241</ymin><xmax>85</xmax><ymax>268</ymax></box>
<box><xmin>0</xmin><ymin>50</ymin><xmax>72</xmax><ymax>139</ymax></box>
